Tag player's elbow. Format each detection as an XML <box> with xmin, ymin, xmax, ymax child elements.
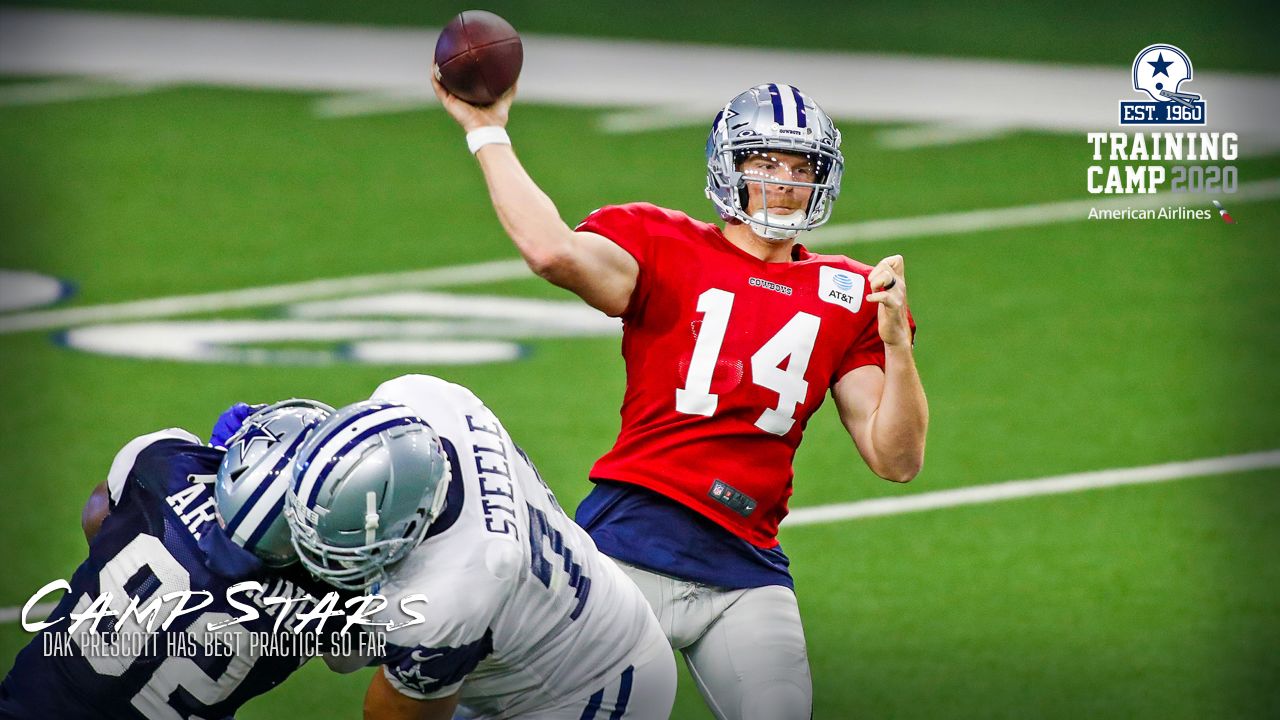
<box><xmin>519</xmin><ymin>229</ymin><xmax>577</xmax><ymax>281</ymax></box>
<box><xmin>525</xmin><ymin>246</ymin><xmax>570</xmax><ymax>280</ymax></box>
<box><xmin>323</xmin><ymin>652</ymin><xmax>369</xmax><ymax>674</ymax></box>
<box><xmin>869</xmin><ymin>449</ymin><xmax>924</xmax><ymax>483</ymax></box>
<box><xmin>878</xmin><ymin>459</ymin><xmax>922</xmax><ymax>484</ymax></box>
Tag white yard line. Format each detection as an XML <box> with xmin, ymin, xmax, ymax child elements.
<box><xmin>312</xmin><ymin>89</ymin><xmax>435</xmax><ymax>118</ymax></box>
<box><xmin>1</xmin><ymin>8</ymin><xmax>1277</xmax><ymax>142</ymax></box>
<box><xmin>804</xmin><ymin>177</ymin><xmax>1280</xmax><ymax>247</ymax></box>
<box><xmin>784</xmin><ymin>449</ymin><xmax>1280</xmax><ymax>527</ymax></box>
<box><xmin>3</xmin><ymin>178</ymin><xmax>1276</xmax><ymax>335</ymax></box>
<box><xmin>596</xmin><ymin>106</ymin><xmax>716</xmax><ymax>134</ymax></box>
<box><xmin>874</xmin><ymin>121</ymin><xmax>1016</xmax><ymax>149</ymax></box>
<box><xmin>0</xmin><ymin>601</ymin><xmax>57</xmax><ymax>625</ymax></box>
<box><xmin>0</xmin><ymin>77</ymin><xmax>159</xmax><ymax>107</ymax></box>
<box><xmin>3</xmin><ymin>448</ymin><xmax>1276</xmax><ymax>623</ymax></box>
<box><xmin>0</xmin><ymin>259</ymin><xmax>531</xmax><ymax>335</ymax></box>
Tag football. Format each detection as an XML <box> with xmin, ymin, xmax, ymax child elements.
<box><xmin>433</xmin><ymin>10</ymin><xmax>523</xmax><ymax>106</ymax></box>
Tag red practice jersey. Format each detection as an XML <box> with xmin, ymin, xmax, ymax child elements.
<box><xmin>577</xmin><ymin>203</ymin><xmax>915</xmax><ymax>548</ymax></box>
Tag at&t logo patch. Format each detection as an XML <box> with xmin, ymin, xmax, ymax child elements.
<box><xmin>818</xmin><ymin>266</ymin><xmax>863</xmax><ymax>313</ymax></box>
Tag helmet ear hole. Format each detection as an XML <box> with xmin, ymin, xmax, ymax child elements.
<box><xmin>401</xmin><ymin>511</ymin><xmax>425</xmax><ymax>540</ymax></box>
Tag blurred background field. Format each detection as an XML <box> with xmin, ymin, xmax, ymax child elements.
<box><xmin>0</xmin><ymin>1</ymin><xmax>1276</xmax><ymax>717</ymax></box>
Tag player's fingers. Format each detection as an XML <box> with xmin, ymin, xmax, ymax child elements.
<box><xmin>866</xmin><ymin>290</ymin><xmax>899</xmax><ymax>305</ymax></box>
<box><xmin>429</xmin><ymin>68</ymin><xmax>452</xmax><ymax>102</ymax></box>
<box><xmin>869</xmin><ymin>267</ymin><xmax>897</xmax><ymax>292</ymax></box>
<box><xmin>882</xmin><ymin>254</ymin><xmax>905</xmax><ymax>275</ymax></box>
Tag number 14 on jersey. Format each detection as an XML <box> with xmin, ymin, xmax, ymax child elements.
<box><xmin>675</xmin><ymin>288</ymin><xmax>821</xmax><ymax>436</ymax></box>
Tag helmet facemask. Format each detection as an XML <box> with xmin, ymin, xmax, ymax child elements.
<box><xmin>733</xmin><ymin>148</ymin><xmax>838</xmax><ymax>241</ymax></box>
<box><xmin>287</xmin><ymin>474</ymin><xmax>448</xmax><ymax>591</ymax></box>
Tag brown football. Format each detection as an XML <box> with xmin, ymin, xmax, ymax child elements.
<box><xmin>433</xmin><ymin>10</ymin><xmax>523</xmax><ymax>106</ymax></box>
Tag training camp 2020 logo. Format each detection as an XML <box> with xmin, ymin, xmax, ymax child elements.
<box><xmin>1120</xmin><ymin>44</ymin><xmax>1205</xmax><ymax>125</ymax></box>
<box><xmin>1086</xmin><ymin>41</ymin><xmax>1238</xmax><ymax>217</ymax></box>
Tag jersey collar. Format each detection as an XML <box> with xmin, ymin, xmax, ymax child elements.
<box><xmin>710</xmin><ymin>224</ymin><xmax>816</xmax><ymax>267</ymax></box>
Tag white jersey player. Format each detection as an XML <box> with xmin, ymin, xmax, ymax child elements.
<box><xmin>287</xmin><ymin>375</ymin><xmax>675</xmax><ymax>720</ymax></box>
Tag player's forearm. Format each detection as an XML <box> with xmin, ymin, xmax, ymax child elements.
<box><xmin>868</xmin><ymin>344</ymin><xmax>928</xmax><ymax>482</ymax></box>
<box><xmin>474</xmin><ymin>144</ymin><xmax>576</xmax><ymax>279</ymax></box>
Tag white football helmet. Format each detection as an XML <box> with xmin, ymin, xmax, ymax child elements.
<box><xmin>1132</xmin><ymin>44</ymin><xmax>1199</xmax><ymax>107</ymax></box>
<box><xmin>706</xmin><ymin>83</ymin><xmax>843</xmax><ymax>240</ymax></box>
<box><xmin>286</xmin><ymin>400</ymin><xmax>450</xmax><ymax>591</ymax></box>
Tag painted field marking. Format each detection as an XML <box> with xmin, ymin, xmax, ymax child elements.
<box><xmin>784</xmin><ymin>449</ymin><xmax>1280</xmax><ymax>527</ymax></box>
<box><xmin>4</xmin><ymin>178</ymin><xmax>1276</xmax><ymax>337</ymax></box>
<box><xmin>0</xmin><ymin>270</ymin><xmax>73</xmax><ymax>312</ymax></box>
<box><xmin>804</xmin><ymin>177</ymin><xmax>1280</xmax><ymax>247</ymax></box>
<box><xmin>0</xmin><ymin>259</ymin><xmax>531</xmax><ymax>335</ymax></box>
<box><xmin>873</xmin><ymin>121</ymin><xmax>1016</xmax><ymax>150</ymax></box>
<box><xmin>596</xmin><ymin>106</ymin><xmax>717</xmax><ymax>134</ymax></box>
<box><xmin>0</xmin><ymin>77</ymin><xmax>160</xmax><ymax>107</ymax></box>
<box><xmin>0</xmin><ymin>602</ymin><xmax>57</xmax><ymax>625</ymax></box>
<box><xmin>4</xmin><ymin>448</ymin><xmax>1276</xmax><ymax>623</ymax></box>
<box><xmin>312</xmin><ymin>89</ymin><xmax>435</xmax><ymax>118</ymax></box>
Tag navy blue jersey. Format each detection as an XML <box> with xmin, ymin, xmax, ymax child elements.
<box><xmin>0</xmin><ymin>430</ymin><xmax>345</xmax><ymax>720</ymax></box>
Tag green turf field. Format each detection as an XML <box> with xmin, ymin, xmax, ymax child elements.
<box><xmin>0</xmin><ymin>4</ymin><xmax>1277</xmax><ymax>718</ymax></box>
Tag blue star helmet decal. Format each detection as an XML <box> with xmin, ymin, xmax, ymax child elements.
<box><xmin>1147</xmin><ymin>53</ymin><xmax>1174</xmax><ymax>78</ymax></box>
<box><xmin>231</xmin><ymin>422</ymin><xmax>281</xmax><ymax>459</ymax></box>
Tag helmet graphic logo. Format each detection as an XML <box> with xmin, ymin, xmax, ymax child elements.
<box><xmin>1132</xmin><ymin>44</ymin><xmax>1198</xmax><ymax>106</ymax></box>
<box><xmin>229</xmin><ymin>423</ymin><xmax>281</xmax><ymax>458</ymax></box>
<box><xmin>1119</xmin><ymin>43</ymin><xmax>1206</xmax><ymax>125</ymax></box>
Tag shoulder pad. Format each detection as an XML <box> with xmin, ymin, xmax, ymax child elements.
<box><xmin>106</xmin><ymin>428</ymin><xmax>202</xmax><ymax>504</ymax></box>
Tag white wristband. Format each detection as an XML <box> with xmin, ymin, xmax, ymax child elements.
<box><xmin>466</xmin><ymin>126</ymin><xmax>511</xmax><ymax>155</ymax></box>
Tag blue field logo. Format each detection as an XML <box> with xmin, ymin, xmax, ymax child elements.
<box><xmin>1119</xmin><ymin>44</ymin><xmax>1205</xmax><ymax>125</ymax></box>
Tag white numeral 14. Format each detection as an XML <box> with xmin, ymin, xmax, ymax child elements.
<box><xmin>675</xmin><ymin>288</ymin><xmax>820</xmax><ymax>435</ymax></box>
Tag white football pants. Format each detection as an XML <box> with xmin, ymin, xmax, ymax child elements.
<box><xmin>472</xmin><ymin>617</ymin><xmax>676</xmax><ymax>720</ymax></box>
<box><xmin>616</xmin><ymin>561</ymin><xmax>813</xmax><ymax>720</ymax></box>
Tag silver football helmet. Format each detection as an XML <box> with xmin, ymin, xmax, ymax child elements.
<box><xmin>214</xmin><ymin>399</ymin><xmax>334</xmax><ymax>567</ymax></box>
<box><xmin>706</xmin><ymin>83</ymin><xmax>843</xmax><ymax>240</ymax></box>
<box><xmin>286</xmin><ymin>400</ymin><xmax>450</xmax><ymax>591</ymax></box>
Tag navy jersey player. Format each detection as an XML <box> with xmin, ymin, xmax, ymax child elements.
<box><xmin>430</xmin><ymin>76</ymin><xmax>929</xmax><ymax>719</ymax></box>
<box><xmin>0</xmin><ymin>401</ymin><xmax>356</xmax><ymax>719</ymax></box>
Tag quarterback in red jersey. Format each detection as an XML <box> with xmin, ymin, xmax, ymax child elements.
<box><xmin>432</xmin><ymin>76</ymin><xmax>927</xmax><ymax>720</ymax></box>
<box><xmin>578</xmin><ymin>201</ymin><xmax>906</xmax><ymax>547</ymax></box>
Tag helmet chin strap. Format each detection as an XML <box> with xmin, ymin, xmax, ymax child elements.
<box><xmin>748</xmin><ymin>208</ymin><xmax>805</xmax><ymax>242</ymax></box>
